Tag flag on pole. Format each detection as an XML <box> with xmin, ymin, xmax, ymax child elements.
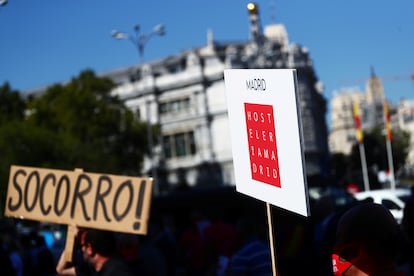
<box><xmin>383</xmin><ymin>99</ymin><xmax>392</xmax><ymax>141</ymax></box>
<box><xmin>353</xmin><ymin>101</ymin><xmax>363</xmax><ymax>143</ymax></box>
<box><xmin>352</xmin><ymin>101</ymin><xmax>370</xmax><ymax>191</ymax></box>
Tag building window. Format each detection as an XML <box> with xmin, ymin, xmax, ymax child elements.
<box><xmin>135</xmin><ymin>108</ymin><xmax>141</xmax><ymax>120</ymax></box>
<box><xmin>403</xmin><ymin>112</ymin><xmax>414</xmax><ymax>124</ymax></box>
<box><xmin>346</xmin><ymin>134</ymin><xmax>355</xmax><ymax>142</ymax></box>
<box><xmin>163</xmin><ymin>131</ymin><xmax>196</xmax><ymax>159</ymax></box>
<box><xmin>166</xmin><ymin>58</ymin><xmax>186</xmax><ymax>74</ymax></box>
<box><xmin>160</xmin><ymin>97</ymin><xmax>191</xmax><ymax>115</ymax></box>
<box><xmin>175</xmin><ymin>133</ymin><xmax>186</xmax><ymax>157</ymax></box>
<box><xmin>163</xmin><ymin>136</ymin><xmax>172</xmax><ymax>159</ymax></box>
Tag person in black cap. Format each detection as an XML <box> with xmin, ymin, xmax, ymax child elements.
<box><xmin>332</xmin><ymin>202</ymin><xmax>408</xmax><ymax>276</ymax></box>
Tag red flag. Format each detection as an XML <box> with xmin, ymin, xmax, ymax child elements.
<box><xmin>353</xmin><ymin>102</ymin><xmax>363</xmax><ymax>143</ymax></box>
<box><xmin>383</xmin><ymin>99</ymin><xmax>392</xmax><ymax>141</ymax></box>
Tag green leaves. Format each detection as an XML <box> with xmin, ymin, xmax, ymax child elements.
<box><xmin>0</xmin><ymin>70</ymin><xmax>151</xmax><ymax>214</ymax></box>
<box><xmin>0</xmin><ymin>82</ymin><xmax>25</xmax><ymax>124</ymax></box>
<box><xmin>331</xmin><ymin>126</ymin><xmax>410</xmax><ymax>188</ymax></box>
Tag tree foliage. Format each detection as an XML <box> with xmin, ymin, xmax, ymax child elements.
<box><xmin>25</xmin><ymin>70</ymin><xmax>149</xmax><ymax>174</ymax></box>
<box><xmin>330</xmin><ymin>126</ymin><xmax>410</xmax><ymax>188</ymax></box>
<box><xmin>0</xmin><ymin>71</ymin><xmax>150</xmax><ymax>212</ymax></box>
<box><xmin>0</xmin><ymin>82</ymin><xmax>25</xmax><ymax>124</ymax></box>
<box><xmin>349</xmin><ymin>126</ymin><xmax>410</xmax><ymax>172</ymax></box>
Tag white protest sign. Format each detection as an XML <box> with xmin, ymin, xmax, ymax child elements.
<box><xmin>224</xmin><ymin>69</ymin><xmax>310</xmax><ymax>216</ymax></box>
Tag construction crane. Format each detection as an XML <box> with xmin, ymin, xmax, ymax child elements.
<box><xmin>340</xmin><ymin>69</ymin><xmax>414</xmax><ymax>89</ymax></box>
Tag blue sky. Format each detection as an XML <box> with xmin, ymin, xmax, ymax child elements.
<box><xmin>1</xmin><ymin>0</ymin><xmax>413</xmax><ymax>128</ymax></box>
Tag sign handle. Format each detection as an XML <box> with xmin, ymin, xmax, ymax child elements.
<box><xmin>266</xmin><ymin>202</ymin><xmax>278</xmax><ymax>276</ymax></box>
<box><xmin>63</xmin><ymin>168</ymin><xmax>84</xmax><ymax>262</ymax></box>
<box><xmin>63</xmin><ymin>224</ymin><xmax>75</xmax><ymax>262</ymax></box>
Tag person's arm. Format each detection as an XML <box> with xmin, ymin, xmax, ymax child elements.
<box><xmin>56</xmin><ymin>250</ymin><xmax>77</xmax><ymax>276</ymax></box>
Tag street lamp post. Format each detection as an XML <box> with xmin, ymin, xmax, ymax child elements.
<box><xmin>111</xmin><ymin>24</ymin><xmax>165</xmax><ymax>194</ymax></box>
<box><xmin>111</xmin><ymin>24</ymin><xmax>165</xmax><ymax>63</ymax></box>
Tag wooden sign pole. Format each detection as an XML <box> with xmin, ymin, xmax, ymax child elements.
<box><xmin>64</xmin><ymin>224</ymin><xmax>75</xmax><ymax>262</ymax></box>
<box><xmin>63</xmin><ymin>168</ymin><xmax>83</xmax><ymax>262</ymax></box>
<box><xmin>266</xmin><ymin>202</ymin><xmax>278</xmax><ymax>276</ymax></box>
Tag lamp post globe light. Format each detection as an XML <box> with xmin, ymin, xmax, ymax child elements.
<box><xmin>111</xmin><ymin>24</ymin><xmax>165</xmax><ymax>194</ymax></box>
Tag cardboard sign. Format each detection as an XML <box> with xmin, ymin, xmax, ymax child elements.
<box><xmin>4</xmin><ymin>165</ymin><xmax>153</xmax><ymax>234</ymax></box>
<box><xmin>224</xmin><ymin>69</ymin><xmax>310</xmax><ymax>216</ymax></box>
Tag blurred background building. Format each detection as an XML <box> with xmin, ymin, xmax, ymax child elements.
<box><xmin>397</xmin><ymin>99</ymin><xmax>414</xmax><ymax>167</ymax></box>
<box><xmin>100</xmin><ymin>3</ymin><xmax>329</xmax><ymax>192</ymax></box>
<box><xmin>329</xmin><ymin>68</ymin><xmax>414</xmax><ymax>179</ymax></box>
<box><xmin>329</xmin><ymin>69</ymin><xmax>387</xmax><ymax>155</ymax></box>
<box><xmin>21</xmin><ymin>3</ymin><xmax>414</xmax><ymax>192</ymax></box>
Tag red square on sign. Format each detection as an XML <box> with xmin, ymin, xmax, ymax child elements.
<box><xmin>244</xmin><ymin>103</ymin><xmax>281</xmax><ymax>187</ymax></box>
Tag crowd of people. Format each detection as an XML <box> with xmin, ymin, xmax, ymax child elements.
<box><xmin>0</xmin><ymin>186</ymin><xmax>413</xmax><ymax>276</ymax></box>
<box><xmin>0</xmin><ymin>222</ymin><xmax>56</xmax><ymax>276</ymax></box>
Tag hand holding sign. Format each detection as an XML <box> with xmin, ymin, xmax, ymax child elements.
<box><xmin>4</xmin><ymin>165</ymin><xmax>153</xmax><ymax>261</ymax></box>
<box><xmin>5</xmin><ymin>165</ymin><xmax>152</xmax><ymax>234</ymax></box>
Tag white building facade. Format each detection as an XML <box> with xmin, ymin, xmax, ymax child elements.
<box><xmin>329</xmin><ymin>69</ymin><xmax>414</xmax><ymax>182</ymax></box>
<box><xmin>396</xmin><ymin>99</ymin><xmax>414</xmax><ymax>168</ymax></box>
<box><xmin>329</xmin><ymin>70</ymin><xmax>388</xmax><ymax>155</ymax></box>
<box><xmin>103</xmin><ymin>4</ymin><xmax>329</xmax><ymax>192</ymax></box>
<box><xmin>329</xmin><ymin>88</ymin><xmax>366</xmax><ymax>154</ymax></box>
